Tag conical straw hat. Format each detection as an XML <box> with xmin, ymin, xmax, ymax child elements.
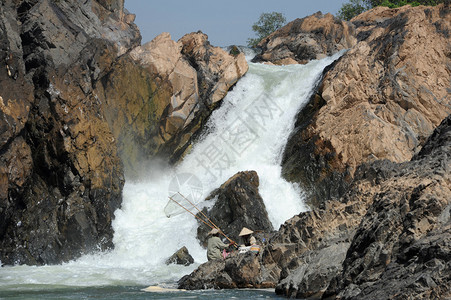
<box><xmin>208</xmin><ymin>228</ymin><xmax>219</xmax><ymax>235</ymax></box>
<box><xmin>239</xmin><ymin>227</ymin><xmax>254</xmax><ymax>236</ymax></box>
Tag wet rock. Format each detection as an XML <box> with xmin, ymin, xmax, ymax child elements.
<box><xmin>253</xmin><ymin>12</ymin><xmax>356</xmax><ymax>65</ymax></box>
<box><xmin>282</xmin><ymin>4</ymin><xmax>451</xmax><ymax>207</ymax></box>
<box><xmin>196</xmin><ymin>171</ymin><xmax>274</xmax><ymax>247</ymax></box>
<box><xmin>166</xmin><ymin>246</ymin><xmax>194</xmax><ymax>266</ymax></box>
<box><xmin>178</xmin><ymin>259</ymin><xmax>226</xmax><ymax>290</ymax></box>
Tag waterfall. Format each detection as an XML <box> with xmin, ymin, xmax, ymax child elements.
<box><xmin>0</xmin><ymin>51</ymin><xmax>343</xmax><ymax>290</ymax></box>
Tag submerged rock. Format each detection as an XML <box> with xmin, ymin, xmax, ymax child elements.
<box><xmin>282</xmin><ymin>4</ymin><xmax>451</xmax><ymax>207</ymax></box>
<box><xmin>196</xmin><ymin>171</ymin><xmax>274</xmax><ymax>247</ymax></box>
<box><xmin>166</xmin><ymin>246</ymin><xmax>194</xmax><ymax>266</ymax></box>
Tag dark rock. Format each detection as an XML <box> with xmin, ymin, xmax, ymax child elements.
<box><xmin>0</xmin><ymin>0</ymin><xmax>247</xmax><ymax>265</ymax></box>
<box><xmin>275</xmin><ymin>243</ymin><xmax>349</xmax><ymax>299</ymax></box>
<box><xmin>178</xmin><ymin>171</ymin><xmax>278</xmax><ymax>290</ymax></box>
<box><xmin>266</xmin><ymin>196</ymin><xmax>365</xmax><ymax>299</ymax></box>
<box><xmin>178</xmin><ymin>251</ymin><xmax>276</xmax><ymax>290</ymax></box>
<box><xmin>166</xmin><ymin>246</ymin><xmax>194</xmax><ymax>266</ymax></box>
<box><xmin>178</xmin><ymin>259</ymin><xmax>226</xmax><ymax>290</ymax></box>
<box><xmin>196</xmin><ymin>171</ymin><xmax>274</xmax><ymax>247</ymax></box>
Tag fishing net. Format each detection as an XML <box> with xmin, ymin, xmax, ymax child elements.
<box><xmin>164</xmin><ymin>193</ymin><xmax>202</xmax><ymax>218</ymax></box>
<box><xmin>165</xmin><ymin>173</ymin><xmax>203</xmax><ymax>218</ymax></box>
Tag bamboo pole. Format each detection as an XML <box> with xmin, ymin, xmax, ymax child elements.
<box><xmin>168</xmin><ymin>195</ymin><xmax>237</xmax><ymax>245</ymax></box>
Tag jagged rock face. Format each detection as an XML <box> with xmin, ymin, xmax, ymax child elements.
<box><xmin>122</xmin><ymin>32</ymin><xmax>248</xmax><ymax>168</ymax></box>
<box><xmin>282</xmin><ymin>4</ymin><xmax>451</xmax><ymax>207</ymax></box>
<box><xmin>276</xmin><ymin>115</ymin><xmax>451</xmax><ymax>299</ymax></box>
<box><xmin>196</xmin><ymin>171</ymin><xmax>274</xmax><ymax>247</ymax></box>
<box><xmin>0</xmin><ymin>0</ymin><xmax>139</xmax><ymax>265</ymax></box>
<box><xmin>253</xmin><ymin>12</ymin><xmax>357</xmax><ymax>65</ymax></box>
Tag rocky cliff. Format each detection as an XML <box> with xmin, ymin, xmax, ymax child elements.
<box><xmin>0</xmin><ymin>0</ymin><xmax>247</xmax><ymax>265</ymax></box>
<box><xmin>196</xmin><ymin>171</ymin><xmax>274</xmax><ymax>247</ymax></box>
<box><xmin>278</xmin><ymin>4</ymin><xmax>451</xmax><ymax>207</ymax></box>
<box><xmin>0</xmin><ymin>0</ymin><xmax>138</xmax><ymax>265</ymax></box>
<box><xmin>276</xmin><ymin>113</ymin><xmax>451</xmax><ymax>299</ymax></box>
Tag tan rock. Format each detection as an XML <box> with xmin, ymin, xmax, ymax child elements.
<box><xmin>130</xmin><ymin>32</ymin><xmax>184</xmax><ymax>77</ymax></box>
<box><xmin>121</xmin><ymin>31</ymin><xmax>248</xmax><ymax>167</ymax></box>
<box><xmin>318</xmin><ymin>4</ymin><xmax>451</xmax><ymax>172</ymax></box>
<box><xmin>282</xmin><ymin>5</ymin><xmax>451</xmax><ymax>205</ymax></box>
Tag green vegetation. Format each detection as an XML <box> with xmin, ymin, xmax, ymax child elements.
<box><xmin>338</xmin><ymin>0</ymin><xmax>447</xmax><ymax>20</ymax></box>
<box><xmin>247</xmin><ymin>12</ymin><xmax>286</xmax><ymax>48</ymax></box>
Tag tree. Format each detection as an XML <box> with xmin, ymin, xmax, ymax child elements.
<box><xmin>247</xmin><ymin>12</ymin><xmax>286</xmax><ymax>48</ymax></box>
<box><xmin>337</xmin><ymin>0</ymin><xmax>372</xmax><ymax>20</ymax></box>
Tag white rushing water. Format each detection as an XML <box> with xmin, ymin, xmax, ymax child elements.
<box><xmin>0</xmin><ymin>51</ymin><xmax>343</xmax><ymax>290</ymax></box>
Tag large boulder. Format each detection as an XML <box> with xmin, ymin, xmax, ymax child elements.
<box><xmin>0</xmin><ymin>0</ymin><xmax>139</xmax><ymax>265</ymax></box>
<box><xmin>196</xmin><ymin>171</ymin><xmax>274</xmax><ymax>247</ymax></box>
<box><xmin>252</xmin><ymin>12</ymin><xmax>357</xmax><ymax>65</ymax></box>
<box><xmin>282</xmin><ymin>4</ymin><xmax>451</xmax><ymax>207</ymax></box>
<box><xmin>178</xmin><ymin>251</ymin><xmax>276</xmax><ymax>290</ymax></box>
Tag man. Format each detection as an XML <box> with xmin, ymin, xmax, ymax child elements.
<box><xmin>207</xmin><ymin>228</ymin><xmax>232</xmax><ymax>261</ymax></box>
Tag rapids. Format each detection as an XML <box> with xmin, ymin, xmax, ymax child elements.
<box><xmin>0</xmin><ymin>50</ymin><xmax>344</xmax><ymax>291</ymax></box>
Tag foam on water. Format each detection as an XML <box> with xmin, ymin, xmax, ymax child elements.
<box><xmin>0</xmin><ymin>51</ymin><xmax>344</xmax><ymax>290</ymax></box>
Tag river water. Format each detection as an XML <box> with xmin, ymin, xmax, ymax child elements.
<box><xmin>0</xmin><ymin>51</ymin><xmax>343</xmax><ymax>299</ymax></box>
